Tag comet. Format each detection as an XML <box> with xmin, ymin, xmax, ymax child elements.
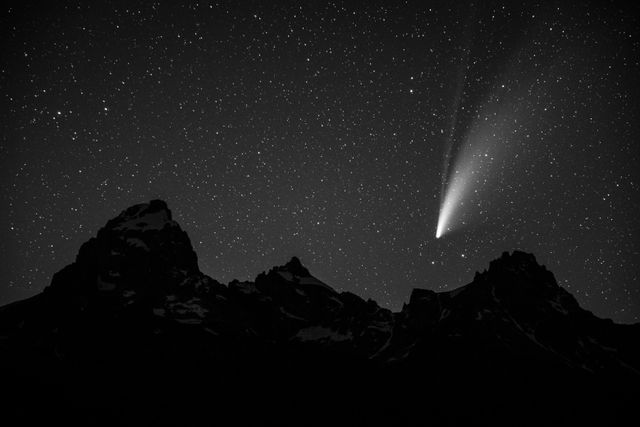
<box><xmin>434</xmin><ymin>3</ymin><xmax>539</xmax><ymax>239</ymax></box>
<box><xmin>436</xmin><ymin>166</ymin><xmax>472</xmax><ymax>238</ymax></box>
<box><xmin>436</xmin><ymin>102</ymin><xmax>521</xmax><ymax>239</ymax></box>
<box><xmin>436</xmin><ymin>145</ymin><xmax>476</xmax><ymax>238</ymax></box>
<box><xmin>434</xmin><ymin>5</ymin><xmax>548</xmax><ymax>240</ymax></box>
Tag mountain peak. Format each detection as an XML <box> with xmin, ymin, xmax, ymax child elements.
<box><xmin>282</xmin><ymin>256</ymin><xmax>310</xmax><ymax>277</ymax></box>
<box><xmin>48</xmin><ymin>200</ymin><xmax>199</xmax><ymax>297</ymax></box>
<box><xmin>488</xmin><ymin>250</ymin><xmax>542</xmax><ymax>273</ymax></box>
<box><xmin>105</xmin><ymin>199</ymin><xmax>176</xmax><ymax>232</ymax></box>
<box><xmin>258</xmin><ymin>256</ymin><xmax>334</xmax><ymax>292</ymax></box>
<box><xmin>479</xmin><ymin>250</ymin><xmax>561</xmax><ymax>295</ymax></box>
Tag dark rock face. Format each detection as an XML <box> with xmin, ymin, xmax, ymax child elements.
<box><xmin>0</xmin><ymin>201</ymin><xmax>638</xmax><ymax>427</ymax></box>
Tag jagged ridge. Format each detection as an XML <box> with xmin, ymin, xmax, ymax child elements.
<box><xmin>1</xmin><ymin>200</ymin><xmax>638</xmax><ymax>427</ymax></box>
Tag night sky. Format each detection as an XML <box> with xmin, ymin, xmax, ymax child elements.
<box><xmin>2</xmin><ymin>1</ymin><xmax>639</xmax><ymax>323</ymax></box>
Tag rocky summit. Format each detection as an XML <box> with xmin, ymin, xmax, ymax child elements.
<box><xmin>1</xmin><ymin>200</ymin><xmax>638</xmax><ymax>426</ymax></box>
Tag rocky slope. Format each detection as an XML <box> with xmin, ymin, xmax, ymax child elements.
<box><xmin>1</xmin><ymin>200</ymin><xmax>638</xmax><ymax>426</ymax></box>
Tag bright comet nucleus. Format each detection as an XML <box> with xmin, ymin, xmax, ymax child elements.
<box><xmin>436</xmin><ymin>165</ymin><xmax>473</xmax><ymax>238</ymax></box>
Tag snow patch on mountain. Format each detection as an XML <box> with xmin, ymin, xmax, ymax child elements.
<box><xmin>126</xmin><ymin>238</ymin><xmax>150</xmax><ymax>250</ymax></box>
<box><xmin>114</xmin><ymin>210</ymin><xmax>174</xmax><ymax>232</ymax></box>
<box><xmin>298</xmin><ymin>276</ymin><xmax>333</xmax><ymax>291</ymax></box>
<box><xmin>295</xmin><ymin>326</ymin><xmax>353</xmax><ymax>343</ymax></box>
<box><xmin>97</xmin><ymin>276</ymin><xmax>116</xmax><ymax>291</ymax></box>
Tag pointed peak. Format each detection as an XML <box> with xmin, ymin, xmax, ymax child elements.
<box><xmin>282</xmin><ymin>256</ymin><xmax>310</xmax><ymax>277</ymax></box>
<box><xmin>264</xmin><ymin>257</ymin><xmax>335</xmax><ymax>292</ymax></box>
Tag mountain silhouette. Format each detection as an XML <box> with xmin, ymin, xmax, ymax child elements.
<box><xmin>1</xmin><ymin>200</ymin><xmax>638</xmax><ymax>426</ymax></box>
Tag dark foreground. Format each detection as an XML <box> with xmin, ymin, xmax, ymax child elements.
<box><xmin>1</xmin><ymin>200</ymin><xmax>638</xmax><ymax>426</ymax></box>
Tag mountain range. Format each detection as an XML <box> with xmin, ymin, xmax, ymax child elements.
<box><xmin>1</xmin><ymin>200</ymin><xmax>638</xmax><ymax>426</ymax></box>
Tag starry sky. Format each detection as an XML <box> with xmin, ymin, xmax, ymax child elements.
<box><xmin>2</xmin><ymin>1</ymin><xmax>639</xmax><ymax>322</ymax></box>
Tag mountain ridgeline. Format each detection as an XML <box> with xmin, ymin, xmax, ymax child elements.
<box><xmin>1</xmin><ymin>200</ymin><xmax>638</xmax><ymax>426</ymax></box>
